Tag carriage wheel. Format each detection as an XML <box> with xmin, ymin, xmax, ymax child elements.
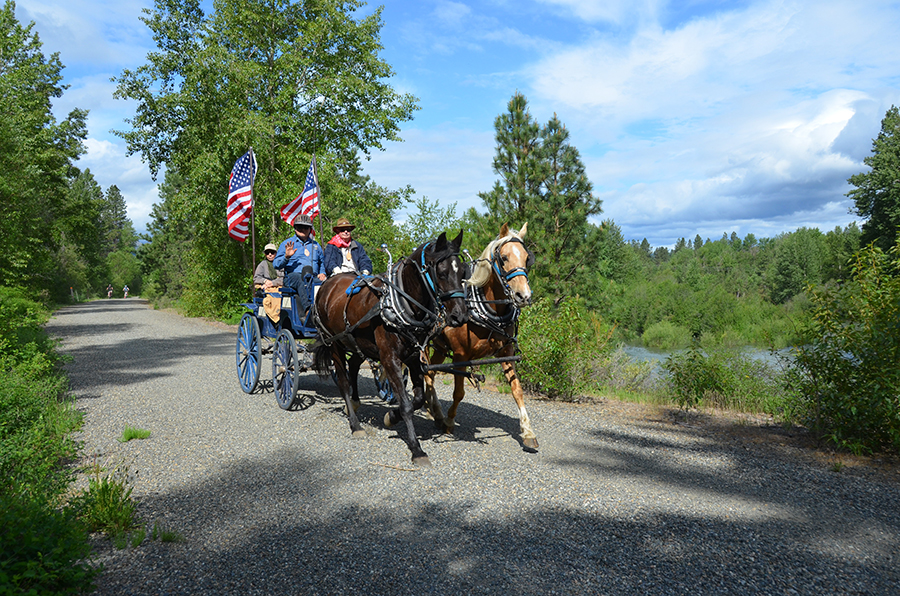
<box><xmin>236</xmin><ymin>313</ymin><xmax>261</xmax><ymax>394</ymax></box>
<box><xmin>272</xmin><ymin>330</ymin><xmax>299</xmax><ymax>410</ymax></box>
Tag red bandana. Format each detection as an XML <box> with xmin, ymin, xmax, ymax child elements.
<box><xmin>328</xmin><ymin>234</ymin><xmax>350</xmax><ymax>248</ymax></box>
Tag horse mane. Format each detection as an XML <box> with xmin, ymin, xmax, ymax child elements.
<box><xmin>466</xmin><ymin>228</ymin><xmax>524</xmax><ymax>288</ymax></box>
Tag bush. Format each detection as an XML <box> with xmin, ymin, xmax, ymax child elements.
<box><xmin>0</xmin><ymin>493</ymin><xmax>100</xmax><ymax>595</ymax></box>
<box><xmin>642</xmin><ymin>320</ymin><xmax>691</xmax><ymax>349</ymax></box>
<box><xmin>784</xmin><ymin>242</ymin><xmax>900</xmax><ymax>454</ymax></box>
<box><xmin>518</xmin><ymin>298</ymin><xmax>613</xmax><ymax>400</ymax></box>
<box><xmin>0</xmin><ymin>286</ymin><xmax>98</xmax><ymax>595</ymax></box>
<box><xmin>664</xmin><ymin>345</ymin><xmax>788</xmax><ymax>414</ymax></box>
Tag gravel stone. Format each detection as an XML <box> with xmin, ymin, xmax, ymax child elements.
<box><xmin>47</xmin><ymin>299</ymin><xmax>900</xmax><ymax>595</ymax></box>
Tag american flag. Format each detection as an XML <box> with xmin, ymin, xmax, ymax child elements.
<box><xmin>227</xmin><ymin>150</ymin><xmax>256</xmax><ymax>242</ymax></box>
<box><xmin>280</xmin><ymin>156</ymin><xmax>320</xmax><ymax>224</ymax></box>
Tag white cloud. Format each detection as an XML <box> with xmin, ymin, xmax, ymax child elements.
<box><xmin>361</xmin><ymin>126</ymin><xmax>496</xmax><ymax>219</ymax></box>
<box><xmin>18</xmin><ymin>0</ymin><xmax>153</xmax><ymax>68</ymax></box>
<box><xmin>79</xmin><ymin>138</ymin><xmax>159</xmax><ymax>233</ymax></box>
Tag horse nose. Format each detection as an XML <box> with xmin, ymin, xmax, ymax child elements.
<box><xmin>448</xmin><ymin>305</ymin><xmax>468</xmax><ymax>327</ymax></box>
<box><xmin>515</xmin><ymin>290</ymin><xmax>532</xmax><ymax>307</ymax></box>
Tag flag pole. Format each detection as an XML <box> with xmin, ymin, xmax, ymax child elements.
<box><xmin>249</xmin><ymin>147</ymin><xmax>257</xmax><ymax>274</ymax></box>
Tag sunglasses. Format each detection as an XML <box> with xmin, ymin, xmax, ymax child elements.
<box><xmin>265</xmin><ymin>250</ymin><xmax>276</xmax><ymax>255</ymax></box>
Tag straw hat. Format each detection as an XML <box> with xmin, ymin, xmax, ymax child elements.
<box><xmin>332</xmin><ymin>217</ymin><xmax>355</xmax><ymax>232</ymax></box>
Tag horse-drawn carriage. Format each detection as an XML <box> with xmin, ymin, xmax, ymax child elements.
<box><xmin>234</xmin><ymin>224</ymin><xmax>536</xmax><ymax>465</ymax></box>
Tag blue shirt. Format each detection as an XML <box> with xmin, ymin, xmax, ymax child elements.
<box><xmin>273</xmin><ymin>233</ymin><xmax>325</xmax><ymax>276</ymax></box>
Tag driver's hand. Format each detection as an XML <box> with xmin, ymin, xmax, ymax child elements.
<box><xmin>317</xmin><ymin>273</ymin><xmax>327</xmax><ymax>281</ymax></box>
<box><xmin>285</xmin><ymin>241</ymin><xmax>295</xmax><ymax>258</ymax></box>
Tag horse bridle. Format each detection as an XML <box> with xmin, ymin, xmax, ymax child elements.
<box><xmin>490</xmin><ymin>237</ymin><xmax>534</xmax><ymax>300</ymax></box>
<box><xmin>417</xmin><ymin>242</ymin><xmax>467</xmax><ymax>306</ymax></box>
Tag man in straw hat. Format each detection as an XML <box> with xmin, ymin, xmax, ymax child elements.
<box><xmin>323</xmin><ymin>217</ymin><xmax>372</xmax><ymax>277</ymax></box>
<box><xmin>273</xmin><ymin>213</ymin><xmax>326</xmax><ymax>317</ymax></box>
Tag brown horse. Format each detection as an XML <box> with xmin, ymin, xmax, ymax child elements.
<box><xmin>312</xmin><ymin>231</ymin><xmax>467</xmax><ymax>466</ymax></box>
<box><xmin>423</xmin><ymin>223</ymin><xmax>538</xmax><ymax>450</ymax></box>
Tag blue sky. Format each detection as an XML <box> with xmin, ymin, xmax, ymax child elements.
<box><xmin>17</xmin><ymin>0</ymin><xmax>900</xmax><ymax>247</ymax></box>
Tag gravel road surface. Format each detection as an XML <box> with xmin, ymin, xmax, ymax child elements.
<box><xmin>47</xmin><ymin>299</ymin><xmax>899</xmax><ymax>595</ymax></box>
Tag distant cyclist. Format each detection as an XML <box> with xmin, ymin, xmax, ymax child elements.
<box><xmin>123</xmin><ymin>285</ymin><xmax>130</xmax><ymax>299</ymax></box>
<box><xmin>107</xmin><ymin>284</ymin><xmax>114</xmax><ymax>298</ymax></box>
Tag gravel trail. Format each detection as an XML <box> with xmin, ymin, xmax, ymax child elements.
<box><xmin>47</xmin><ymin>299</ymin><xmax>899</xmax><ymax>596</ymax></box>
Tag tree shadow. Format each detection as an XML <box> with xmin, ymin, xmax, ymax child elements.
<box><xmin>89</xmin><ymin>443</ymin><xmax>900</xmax><ymax>596</ymax></box>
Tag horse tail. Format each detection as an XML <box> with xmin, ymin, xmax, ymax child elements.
<box><xmin>312</xmin><ymin>340</ymin><xmax>334</xmax><ymax>380</ymax></box>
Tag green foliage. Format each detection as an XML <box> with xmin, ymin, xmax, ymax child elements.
<box><xmin>642</xmin><ymin>320</ymin><xmax>692</xmax><ymax>350</ymax></box>
<box><xmin>71</xmin><ymin>459</ymin><xmax>140</xmax><ymax>537</ymax></box>
<box><xmin>0</xmin><ymin>289</ymin><xmax>81</xmax><ymax>502</ymax></box>
<box><xmin>785</xmin><ymin>241</ymin><xmax>900</xmax><ymax>454</ymax></box>
<box><xmin>664</xmin><ymin>345</ymin><xmax>788</xmax><ymax>413</ymax></box>
<box><xmin>0</xmin><ymin>493</ymin><xmax>100</xmax><ymax>596</ymax></box>
<box><xmin>118</xmin><ymin>426</ymin><xmax>151</xmax><ymax>442</ymax></box>
<box><xmin>0</xmin><ymin>286</ymin><xmax>98</xmax><ymax>595</ymax></box>
<box><xmin>766</xmin><ymin>227</ymin><xmax>825</xmax><ymax>304</ymax></box>
<box><xmin>115</xmin><ymin>0</ymin><xmax>417</xmax><ymax>317</ymax></box>
<box><xmin>517</xmin><ymin>299</ymin><xmax>613</xmax><ymax>400</ymax></box>
<box><xmin>848</xmin><ymin>106</ymin><xmax>900</xmax><ymax>252</ymax></box>
<box><xmin>151</xmin><ymin>521</ymin><xmax>185</xmax><ymax>543</ymax></box>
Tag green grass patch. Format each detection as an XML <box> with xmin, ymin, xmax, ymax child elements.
<box><xmin>118</xmin><ymin>425</ymin><xmax>151</xmax><ymax>442</ymax></box>
<box><xmin>71</xmin><ymin>457</ymin><xmax>141</xmax><ymax>538</ymax></box>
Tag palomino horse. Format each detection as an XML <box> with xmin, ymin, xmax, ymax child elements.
<box><xmin>312</xmin><ymin>231</ymin><xmax>467</xmax><ymax>466</ymax></box>
<box><xmin>423</xmin><ymin>223</ymin><xmax>538</xmax><ymax>450</ymax></box>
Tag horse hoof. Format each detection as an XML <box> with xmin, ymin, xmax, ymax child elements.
<box><xmin>352</xmin><ymin>429</ymin><xmax>368</xmax><ymax>439</ymax></box>
<box><xmin>383</xmin><ymin>412</ymin><xmax>394</xmax><ymax>428</ymax></box>
<box><xmin>412</xmin><ymin>456</ymin><xmax>431</xmax><ymax>468</ymax></box>
<box><xmin>523</xmin><ymin>437</ymin><xmax>539</xmax><ymax>451</ymax></box>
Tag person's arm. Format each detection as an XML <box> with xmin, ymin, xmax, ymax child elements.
<box><xmin>314</xmin><ymin>242</ymin><xmax>327</xmax><ymax>280</ymax></box>
<box><xmin>253</xmin><ymin>261</ymin><xmax>269</xmax><ymax>285</ymax></box>
<box><xmin>323</xmin><ymin>244</ymin><xmax>339</xmax><ymax>275</ymax></box>
<box><xmin>273</xmin><ymin>242</ymin><xmax>287</xmax><ymax>269</ymax></box>
<box><xmin>356</xmin><ymin>243</ymin><xmax>373</xmax><ymax>275</ymax></box>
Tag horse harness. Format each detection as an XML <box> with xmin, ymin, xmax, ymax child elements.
<box><xmin>465</xmin><ymin>236</ymin><xmax>534</xmax><ymax>345</ymax></box>
<box><xmin>315</xmin><ymin>242</ymin><xmax>465</xmax><ymax>359</ymax></box>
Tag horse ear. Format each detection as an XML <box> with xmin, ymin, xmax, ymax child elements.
<box><xmin>499</xmin><ymin>222</ymin><xmax>509</xmax><ymax>238</ymax></box>
<box><xmin>434</xmin><ymin>231</ymin><xmax>448</xmax><ymax>252</ymax></box>
<box><xmin>451</xmin><ymin>229</ymin><xmax>463</xmax><ymax>249</ymax></box>
<box><xmin>519</xmin><ymin>222</ymin><xmax>528</xmax><ymax>238</ymax></box>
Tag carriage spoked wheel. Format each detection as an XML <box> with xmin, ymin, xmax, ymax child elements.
<box><xmin>272</xmin><ymin>329</ymin><xmax>299</xmax><ymax>410</ymax></box>
<box><xmin>236</xmin><ymin>313</ymin><xmax>262</xmax><ymax>394</ymax></box>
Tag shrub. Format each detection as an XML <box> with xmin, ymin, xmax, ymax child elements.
<box><xmin>518</xmin><ymin>298</ymin><xmax>613</xmax><ymax>400</ymax></box>
<box><xmin>642</xmin><ymin>320</ymin><xmax>691</xmax><ymax>350</ymax></box>
<box><xmin>0</xmin><ymin>493</ymin><xmax>100</xmax><ymax>595</ymax></box>
<box><xmin>664</xmin><ymin>345</ymin><xmax>788</xmax><ymax>414</ymax></box>
<box><xmin>784</xmin><ymin>242</ymin><xmax>900</xmax><ymax>454</ymax></box>
<box><xmin>71</xmin><ymin>458</ymin><xmax>140</xmax><ymax>537</ymax></box>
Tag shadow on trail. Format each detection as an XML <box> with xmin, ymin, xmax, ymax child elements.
<box><xmin>554</xmin><ymin>423</ymin><xmax>900</xmax><ymax>537</ymax></box>
<box><xmin>92</xmin><ymin>443</ymin><xmax>899</xmax><ymax>596</ymax></box>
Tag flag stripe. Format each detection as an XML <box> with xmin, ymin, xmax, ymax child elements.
<box><xmin>280</xmin><ymin>156</ymin><xmax>320</xmax><ymax>224</ymax></box>
<box><xmin>226</xmin><ymin>150</ymin><xmax>256</xmax><ymax>242</ymax></box>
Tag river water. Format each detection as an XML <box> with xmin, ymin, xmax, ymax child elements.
<box><xmin>621</xmin><ymin>344</ymin><xmax>793</xmax><ymax>377</ymax></box>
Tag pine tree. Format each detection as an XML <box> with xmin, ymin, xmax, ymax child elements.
<box><xmin>848</xmin><ymin>106</ymin><xmax>900</xmax><ymax>252</ymax></box>
<box><xmin>477</xmin><ymin>94</ymin><xmax>604</xmax><ymax>305</ymax></box>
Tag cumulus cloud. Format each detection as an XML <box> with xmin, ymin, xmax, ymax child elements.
<box><xmin>361</xmin><ymin>126</ymin><xmax>496</xmax><ymax>219</ymax></box>
<box><xmin>78</xmin><ymin>138</ymin><xmax>159</xmax><ymax>233</ymax></box>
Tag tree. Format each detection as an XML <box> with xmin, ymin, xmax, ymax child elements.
<box><xmin>848</xmin><ymin>106</ymin><xmax>900</xmax><ymax>252</ymax></box>
<box><xmin>766</xmin><ymin>227</ymin><xmax>825</xmax><ymax>304</ymax></box>
<box><xmin>114</xmin><ymin>0</ymin><xmax>417</xmax><ymax>315</ymax></box>
<box><xmin>0</xmin><ymin>1</ymin><xmax>87</xmax><ymax>299</ymax></box>
<box><xmin>477</xmin><ymin>94</ymin><xmax>604</xmax><ymax>305</ymax></box>
<box><xmin>478</xmin><ymin>92</ymin><xmax>542</xmax><ymax>226</ymax></box>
